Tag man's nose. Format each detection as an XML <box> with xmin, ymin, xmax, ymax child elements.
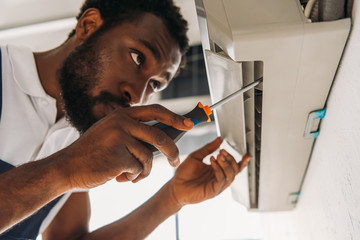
<box><xmin>121</xmin><ymin>80</ymin><xmax>149</xmax><ymax>106</ymax></box>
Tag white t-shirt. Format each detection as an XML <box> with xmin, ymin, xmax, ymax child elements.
<box><xmin>0</xmin><ymin>44</ymin><xmax>80</xmax><ymax>235</ymax></box>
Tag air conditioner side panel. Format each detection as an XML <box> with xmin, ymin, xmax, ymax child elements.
<box><xmin>258</xmin><ymin>20</ymin><xmax>350</xmax><ymax>211</ymax></box>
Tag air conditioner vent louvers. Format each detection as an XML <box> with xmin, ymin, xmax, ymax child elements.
<box><xmin>255</xmin><ymin>95</ymin><xmax>262</xmax><ymax>113</ymax></box>
<box><xmin>240</xmin><ymin>61</ymin><xmax>263</xmax><ymax>209</ymax></box>
<box><xmin>244</xmin><ymin>94</ymin><xmax>251</xmax><ymax>102</ymax></box>
<box><xmin>254</xmin><ymin>88</ymin><xmax>263</xmax><ymax>209</ymax></box>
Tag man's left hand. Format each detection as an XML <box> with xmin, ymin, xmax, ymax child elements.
<box><xmin>168</xmin><ymin>137</ymin><xmax>250</xmax><ymax>207</ymax></box>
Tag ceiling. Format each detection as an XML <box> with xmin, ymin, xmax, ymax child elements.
<box><xmin>0</xmin><ymin>0</ymin><xmax>201</xmax><ymax>47</ymax></box>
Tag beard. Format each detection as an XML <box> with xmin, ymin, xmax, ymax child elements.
<box><xmin>59</xmin><ymin>32</ymin><xmax>129</xmax><ymax>134</ymax></box>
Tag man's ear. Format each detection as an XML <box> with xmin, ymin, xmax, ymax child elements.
<box><xmin>75</xmin><ymin>8</ymin><xmax>104</xmax><ymax>42</ymax></box>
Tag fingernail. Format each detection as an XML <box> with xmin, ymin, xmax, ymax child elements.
<box><xmin>126</xmin><ymin>173</ymin><xmax>137</xmax><ymax>181</ymax></box>
<box><xmin>184</xmin><ymin>118</ymin><xmax>194</xmax><ymax>128</ymax></box>
<box><xmin>173</xmin><ymin>158</ymin><xmax>180</xmax><ymax>166</ymax></box>
<box><xmin>219</xmin><ymin>155</ymin><xmax>226</xmax><ymax>162</ymax></box>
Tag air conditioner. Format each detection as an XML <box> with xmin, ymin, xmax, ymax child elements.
<box><xmin>195</xmin><ymin>0</ymin><xmax>351</xmax><ymax>211</ymax></box>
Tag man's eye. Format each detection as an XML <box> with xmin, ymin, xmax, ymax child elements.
<box><xmin>149</xmin><ymin>80</ymin><xmax>163</xmax><ymax>92</ymax></box>
<box><xmin>130</xmin><ymin>52</ymin><xmax>144</xmax><ymax>66</ymax></box>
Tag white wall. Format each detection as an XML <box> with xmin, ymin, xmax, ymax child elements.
<box><xmin>261</xmin><ymin>1</ymin><xmax>360</xmax><ymax>239</ymax></box>
<box><xmin>0</xmin><ymin>0</ymin><xmax>201</xmax><ymax>51</ymax></box>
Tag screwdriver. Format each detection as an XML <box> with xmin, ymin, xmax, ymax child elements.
<box><xmin>144</xmin><ymin>78</ymin><xmax>263</xmax><ymax>153</ymax></box>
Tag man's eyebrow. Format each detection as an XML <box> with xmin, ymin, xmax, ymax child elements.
<box><xmin>139</xmin><ymin>39</ymin><xmax>161</xmax><ymax>61</ymax></box>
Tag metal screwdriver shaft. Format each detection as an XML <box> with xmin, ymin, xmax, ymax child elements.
<box><xmin>209</xmin><ymin>78</ymin><xmax>263</xmax><ymax>111</ymax></box>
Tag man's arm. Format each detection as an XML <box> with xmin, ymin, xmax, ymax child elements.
<box><xmin>43</xmin><ymin>138</ymin><xmax>250</xmax><ymax>240</ymax></box>
<box><xmin>0</xmin><ymin>152</ymin><xmax>71</xmax><ymax>232</ymax></box>
<box><xmin>42</xmin><ymin>192</ymin><xmax>91</xmax><ymax>240</ymax></box>
<box><xmin>43</xmin><ymin>183</ymin><xmax>181</xmax><ymax>240</ymax></box>
<box><xmin>0</xmin><ymin>105</ymin><xmax>193</xmax><ymax>234</ymax></box>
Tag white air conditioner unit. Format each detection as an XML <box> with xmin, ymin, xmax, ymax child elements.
<box><xmin>195</xmin><ymin>0</ymin><xmax>351</xmax><ymax>211</ymax></box>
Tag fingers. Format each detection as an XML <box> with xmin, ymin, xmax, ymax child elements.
<box><xmin>124</xmin><ymin>104</ymin><xmax>194</xmax><ymax>131</ymax></box>
<box><xmin>211</xmin><ymin>150</ymin><xmax>251</xmax><ymax>192</ymax></box>
<box><xmin>112</xmin><ymin>131</ymin><xmax>162</xmax><ymax>183</ymax></box>
<box><xmin>216</xmin><ymin>150</ymin><xmax>236</xmax><ymax>184</ymax></box>
<box><xmin>113</xmin><ymin>146</ymin><xmax>145</xmax><ymax>182</ymax></box>
<box><xmin>112</xmin><ymin>105</ymin><xmax>195</xmax><ymax>167</ymax></box>
<box><xmin>126</xmin><ymin>120</ymin><xmax>180</xmax><ymax>167</ymax></box>
<box><xmin>210</xmin><ymin>156</ymin><xmax>226</xmax><ymax>193</ymax></box>
<box><xmin>190</xmin><ymin>137</ymin><xmax>223</xmax><ymax>160</ymax></box>
<box><xmin>125</xmin><ymin>138</ymin><xmax>154</xmax><ymax>182</ymax></box>
<box><xmin>69</xmin><ymin>103</ymin><xmax>194</xmax><ymax>188</ymax></box>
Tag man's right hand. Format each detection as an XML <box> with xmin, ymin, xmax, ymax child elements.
<box><xmin>57</xmin><ymin>104</ymin><xmax>194</xmax><ymax>189</ymax></box>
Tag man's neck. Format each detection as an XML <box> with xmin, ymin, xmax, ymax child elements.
<box><xmin>33</xmin><ymin>37</ymin><xmax>77</xmax><ymax>121</ymax></box>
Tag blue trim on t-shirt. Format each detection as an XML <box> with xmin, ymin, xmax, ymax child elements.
<box><xmin>0</xmin><ymin>160</ymin><xmax>63</xmax><ymax>240</ymax></box>
<box><xmin>0</xmin><ymin>159</ymin><xmax>13</xmax><ymax>173</ymax></box>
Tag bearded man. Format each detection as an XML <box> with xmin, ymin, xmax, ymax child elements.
<box><xmin>0</xmin><ymin>1</ymin><xmax>249</xmax><ymax>239</ymax></box>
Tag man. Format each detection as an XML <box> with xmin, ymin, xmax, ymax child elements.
<box><xmin>0</xmin><ymin>0</ymin><xmax>250</xmax><ymax>239</ymax></box>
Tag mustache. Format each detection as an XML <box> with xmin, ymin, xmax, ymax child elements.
<box><xmin>91</xmin><ymin>91</ymin><xmax>130</xmax><ymax>108</ymax></box>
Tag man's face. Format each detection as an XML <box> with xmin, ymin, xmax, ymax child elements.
<box><xmin>59</xmin><ymin>13</ymin><xmax>182</xmax><ymax>133</ymax></box>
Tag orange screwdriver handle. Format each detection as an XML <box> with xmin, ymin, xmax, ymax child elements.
<box><xmin>143</xmin><ymin>102</ymin><xmax>212</xmax><ymax>153</ymax></box>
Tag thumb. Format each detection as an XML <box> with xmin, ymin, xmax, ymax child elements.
<box><xmin>190</xmin><ymin>137</ymin><xmax>222</xmax><ymax>160</ymax></box>
<box><xmin>238</xmin><ymin>154</ymin><xmax>251</xmax><ymax>172</ymax></box>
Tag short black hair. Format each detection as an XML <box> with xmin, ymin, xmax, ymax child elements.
<box><xmin>68</xmin><ymin>0</ymin><xmax>189</xmax><ymax>55</ymax></box>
